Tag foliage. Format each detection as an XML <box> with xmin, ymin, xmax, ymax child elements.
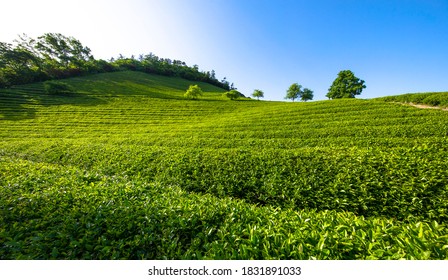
<box><xmin>0</xmin><ymin>33</ymin><xmax>233</xmax><ymax>90</ymax></box>
<box><xmin>327</xmin><ymin>70</ymin><xmax>366</xmax><ymax>99</ymax></box>
<box><xmin>301</xmin><ymin>88</ymin><xmax>314</xmax><ymax>101</ymax></box>
<box><xmin>223</xmin><ymin>89</ymin><xmax>244</xmax><ymax>100</ymax></box>
<box><xmin>34</xmin><ymin>33</ymin><xmax>93</xmax><ymax>68</ymax></box>
<box><xmin>377</xmin><ymin>92</ymin><xmax>448</xmax><ymax>108</ymax></box>
<box><xmin>0</xmin><ymin>40</ymin><xmax>44</xmax><ymax>86</ymax></box>
<box><xmin>252</xmin><ymin>89</ymin><xmax>264</xmax><ymax>100</ymax></box>
<box><xmin>1</xmin><ymin>73</ymin><xmax>448</xmax><ymax>259</ymax></box>
<box><xmin>285</xmin><ymin>83</ymin><xmax>302</xmax><ymax>102</ymax></box>
<box><xmin>285</xmin><ymin>84</ymin><xmax>314</xmax><ymax>102</ymax></box>
<box><xmin>184</xmin><ymin>85</ymin><xmax>203</xmax><ymax>100</ymax></box>
<box><xmin>44</xmin><ymin>80</ymin><xmax>75</xmax><ymax>95</ymax></box>
<box><xmin>1</xmin><ymin>158</ymin><xmax>447</xmax><ymax>260</ymax></box>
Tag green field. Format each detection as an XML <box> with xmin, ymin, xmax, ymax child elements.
<box><xmin>1</xmin><ymin>71</ymin><xmax>448</xmax><ymax>259</ymax></box>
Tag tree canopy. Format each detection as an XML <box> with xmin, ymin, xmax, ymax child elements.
<box><xmin>327</xmin><ymin>70</ymin><xmax>366</xmax><ymax>99</ymax></box>
<box><xmin>223</xmin><ymin>90</ymin><xmax>244</xmax><ymax>100</ymax></box>
<box><xmin>252</xmin><ymin>89</ymin><xmax>264</xmax><ymax>100</ymax></box>
<box><xmin>285</xmin><ymin>83</ymin><xmax>302</xmax><ymax>102</ymax></box>
<box><xmin>184</xmin><ymin>85</ymin><xmax>203</xmax><ymax>100</ymax></box>
<box><xmin>285</xmin><ymin>83</ymin><xmax>314</xmax><ymax>102</ymax></box>
<box><xmin>301</xmin><ymin>88</ymin><xmax>314</xmax><ymax>102</ymax></box>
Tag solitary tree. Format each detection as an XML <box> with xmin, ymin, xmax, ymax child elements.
<box><xmin>252</xmin><ymin>89</ymin><xmax>264</xmax><ymax>100</ymax></box>
<box><xmin>285</xmin><ymin>83</ymin><xmax>302</xmax><ymax>102</ymax></box>
<box><xmin>301</xmin><ymin>88</ymin><xmax>314</xmax><ymax>101</ymax></box>
<box><xmin>327</xmin><ymin>70</ymin><xmax>366</xmax><ymax>99</ymax></box>
<box><xmin>184</xmin><ymin>84</ymin><xmax>203</xmax><ymax>100</ymax></box>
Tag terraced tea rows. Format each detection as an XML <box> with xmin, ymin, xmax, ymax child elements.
<box><xmin>1</xmin><ymin>71</ymin><xmax>447</xmax><ymax>259</ymax></box>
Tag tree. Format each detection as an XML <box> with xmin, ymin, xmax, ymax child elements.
<box><xmin>301</xmin><ymin>88</ymin><xmax>313</xmax><ymax>102</ymax></box>
<box><xmin>0</xmin><ymin>33</ymin><xmax>236</xmax><ymax>90</ymax></box>
<box><xmin>0</xmin><ymin>41</ymin><xmax>42</xmax><ymax>86</ymax></box>
<box><xmin>35</xmin><ymin>33</ymin><xmax>93</xmax><ymax>67</ymax></box>
<box><xmin>285</xmin><ymin>83</ymin><xmax>302</xmax><ymax>102</ymax></box>
<box><xmin>327</xmin><ymin>70</ymin><xmax>366</xmax><ymax>99</ymax></box>
<box><xmin>223</xmin><ymin>89</ymin><xmax>243</xmax><ymax>100</ymax></box>
<box><xmin>252</xmin><ymin>89</ymin><xmax>264</xmax><ymax>100</ymax></box>
<box><xmin>184</xmin><ymin>84</ymin><xmax>203</xmax><ymax>100</ymax></box>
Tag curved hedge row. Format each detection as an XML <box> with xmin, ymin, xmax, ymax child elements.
<box><xmin>1</xmin><ymin>156</ymin><xmax>447</xmax><ymax>259</ymax></box>
<box><xmin>1</xmin><ymin>74</ymin><xmax>448</xmax><ymax>259</ymax></box>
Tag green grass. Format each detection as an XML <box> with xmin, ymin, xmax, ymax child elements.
<box><xmin>1</xmin><ymin>71</ymin><xmax>448</xmax><ymax>259</ymax></box>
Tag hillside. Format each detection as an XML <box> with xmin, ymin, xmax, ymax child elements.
<box><xmin>376</xmin><ymin>91</ymin><xmax>448</xmax><ymax>109</ymax></box>
<box><xmin>1</xmin><ymin>72</ymin><xmax>448</xmax><ymax>259</ymax></box>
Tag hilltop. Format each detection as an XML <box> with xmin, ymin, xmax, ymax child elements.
<box><xmin>0</xmin><ymin>33</ymin><xmax>234</xmax><ymax>91</ymax></box>
<box><xmin>1</xmin><ymin>71</ymin><xmax>448</xmax><ymax>260</ymax></box>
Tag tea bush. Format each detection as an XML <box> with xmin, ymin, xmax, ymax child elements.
<box><xmin>1</xmin><ymin>72</ymin><xmax>447</xmax><ymax>259</ymax></box>
<box><xmin>44</xmin><ymin>80</ymin><xmax>75</xmax><ymax>95</ymax></box>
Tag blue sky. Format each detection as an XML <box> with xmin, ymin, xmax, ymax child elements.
<box><xmin>2</xmin><ymin>0</ymin><xmax>447</xmax><ymax>100</ymax></box>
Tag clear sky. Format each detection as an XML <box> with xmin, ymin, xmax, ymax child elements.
<box><xmin>1</xmin><ymin>0</ymin><xmax>447</xmax><ymax>100</ymax></box>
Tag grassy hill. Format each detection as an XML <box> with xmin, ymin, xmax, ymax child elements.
<box><xmin>376</xmin><ymin>91</ymin><xmax>448</xmax><ymax>108</ymax></box>
<box><xmin>1</xmin><ymin>71</ymin><xmax>448</xmax><ymax>259</ymax></box>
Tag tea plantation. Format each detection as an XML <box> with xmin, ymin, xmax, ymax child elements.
<box><xmin>1</xmin><ymin>71</ymin><xmax>447</xmax><ymax>259</ymax></box>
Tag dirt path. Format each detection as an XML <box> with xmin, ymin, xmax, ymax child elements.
<box><xmin>401</xmin><ymin>102</ymin><xmax>448</xmax><ymax>111</ymax></box>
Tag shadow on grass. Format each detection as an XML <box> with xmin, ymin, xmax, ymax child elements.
<box><xmin>37</xmin><ymin>91</ymin><xmax>108</xmax><ymax>107</ymax></box>
<box><xmin>0</xmin><ymin>86</ymin><xmax>107</xmax><ymax>121</ymax></box>
<box><xmin>0</xmin><ymin>90</ymin><xmax>37</xmax><ymax>120</ymax></box>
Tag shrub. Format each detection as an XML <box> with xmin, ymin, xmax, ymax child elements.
<box><xmin>422</xmin><ymin>92</ymin><xmax>448</xmax><ymax>107</ymax></box>
<box><xmin>44</xmin><ymin>80</ymin><xmax>75</xmax><ymax>94</ymax></box>
<box><xmin>184</xmin><ymin>85</ymin><xmax>203</xmax><ymax>100</ymax></box>
<box><xmin>223</xmin><ymin>90</ymin><xmax>244</xmax><ymax>100</ymax></box>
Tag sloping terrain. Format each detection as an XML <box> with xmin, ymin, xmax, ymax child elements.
<box><xmin>377</xmin><ymin>91</ymin><xmax>448</xmax><ymax>109</ymax></box>
<box><xmin>1</xmin><ymin>72</ymin><xmax>448</xmax><ymax>259</ymax></box>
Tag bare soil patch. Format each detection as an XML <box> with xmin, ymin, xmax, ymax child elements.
<box><xmin>401</xmin><ymin>102</ymin><xmax>448</xmax><ymax>111</ymax></box>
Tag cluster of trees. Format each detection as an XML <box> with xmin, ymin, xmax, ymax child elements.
<box><xmin>109</xmin><ymin>54</ymin><xmax>233</xmax><ymax>90</ymax></box>
<box><xmin>283</xmin><ymin>70</ymin><xmax>365</xmax><ymax>102</ymax></box>
<box><xmin>184</xmin><ymin>85</ymin><xmax>254</xmax><ymax>101</ymax></box>
<box><xmin>1</xmin><ymin>33</ymin><xmax>366</xmax><ymax>102</ymax></box>
<box><xmin>0</xmin><ymin>33</ymin><xmax>233</xmax><ymax>90</ymax></box>
<box><xmin>0</xmin><ymin>33</ymin><xmax>94</xmax><ymax>87</ymax></box>
<box><xmin>222</xmin><ymin>89</ymin><xmax>263</xmax><ymax>101</ymax></box>
<box><xmin>219</xmin><ymin>72</ymin><xmax>364</xmax><ymax>102</ymax></box>
<box><xmin>285</xmin><ymin>83</ymin><xmax>314</xmax><ymax>102</ymax></box>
